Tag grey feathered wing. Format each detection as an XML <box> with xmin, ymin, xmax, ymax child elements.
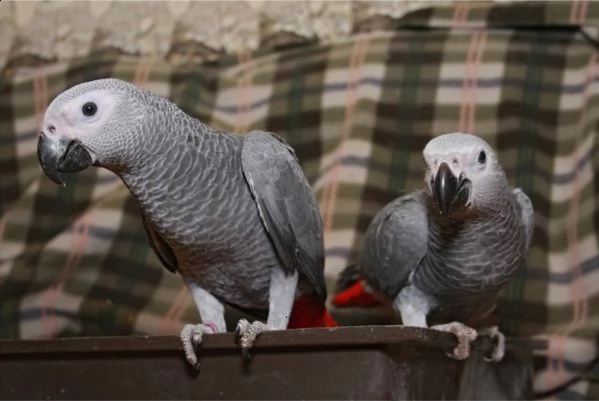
<box><xmin>360</xmin><ymin>190</ymin><xmax>429</xmax><ymax>299</ymax></box>
<box><xmin>513</xmin><ymin>188</ymin><xmax>535</xmax><ymax>250</ymax></box>
<box><xmin>141</xmin><ymin>212</ymin><xmax>178</xmax><ymax>273</ymax></box>
<box><xmin>241</xmin><ymin>130</ymin><xmax>327</xmax><ymax>301</ymax></box>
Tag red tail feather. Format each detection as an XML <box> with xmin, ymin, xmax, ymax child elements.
<box><xmin>332</xmin><ymin>280</ymin><xmax>383</xmax><ymax>307</ymax></box>
<box><xmin>287</xmin><ymin>295</ymin><xmax>337</xmax><ymax>329</ymax></box>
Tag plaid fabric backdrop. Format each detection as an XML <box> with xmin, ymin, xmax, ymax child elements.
<box><xmin>1</xmin><ymin>1</ymin><xmax>598</xmax><ymax>399</ymax></box>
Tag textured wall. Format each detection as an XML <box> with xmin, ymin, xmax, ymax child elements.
<box><xmin>0</xmin><ymin>0</ymin><xmax>513</xmax><ymax>71</ymax></box>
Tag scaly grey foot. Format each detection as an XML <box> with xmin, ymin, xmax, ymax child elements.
<box><xmin>180</xmin><ymin>322</ymin><xmax>217</xmax><ymax>369</ymax></box>
<box><xmin>479</xmin><ymin>326</ymin><xmax>506</xmax><ymax>362</ymax></box>
<box><xmin>431</xmin><ymin>321</ymin><xmax>478</xmax><ymax>360</ymax></box>
<box><xmin>235</xmin><ymin>318</ymin><xmax>271</xmax><ymax>359</ymax></box>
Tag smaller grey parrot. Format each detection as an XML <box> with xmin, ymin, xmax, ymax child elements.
<box><xmin>35</xmin><ymin>78</ymin><xmax>336</xmax><ymax>370</ymax></box>
<box><xmin>333</xmin><ymin>132</ymin><xmax>534</xmax><ymax>361</ymax></box>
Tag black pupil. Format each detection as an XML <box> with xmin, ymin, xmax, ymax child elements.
<box><xmin>478</xmin><ymin>150</ymin><xmax>486</xmax><ymax>164</ymax></box>
<box><xmin>82</xmin><ymin>102</ymin><xmax>97</xmax><ymax>116</ymax></box>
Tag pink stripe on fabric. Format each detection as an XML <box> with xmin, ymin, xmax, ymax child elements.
<box><xmin>234</xmin><ymin>51</ymin><xmax>255</xmax><ymax>135</ymax></box>
<box><xmin>458</xmin><ymin>31</ymin><xmax>473</xmax><ymax>132</ymax></box>
<box><xmin>579</xmin><ymin>0</ymin><xmax>589</xmax><ymax>25</ymax></box>
<box><xmin>545</xmin><ymin>51</ymin><xmax>597</xmax><ymax>391</ymax></box>
<box><xmin>460</xmin><ymin>31</ymin><xmax>486</xmax><ymax>133</ymax></box>
<box><xmin>41</xmin><ymin>214</ymin><xmax>90</xmax><ymax>336</ymax></box>
<box><xmin>159</xmin><ymin>283</ymin><xmax>191</xmax><ymax>335</ymax></box>
<box><xmin>321</xmin><ymin>40</ymin><xmax>362</xmax><ymax>236</ymax></box>
<box><xmin>322</xmin><ymin>34</ymin><xmax>370</xmax><ymax>248</ymax></box>
<box><xmin>569</xmin><ymin>0</ymin><xmax>588</xmax><ymax>25</ymax></box>
<box><xmin>451</xmin><ymin>1</ymin><xmax>471</xmax><ymax>28</ymax></box>
<box><xmin>134</xmin><ymin>56</ymin><xmax>154</xmax><ymax>88</ymax></box>
<box><xmin>569</xmin><ymin>0</ymin><xmax>581</xmax><ymax>24</ymax></box>
<box><xmin>469</xmin><ymin>31</ymin><xmax>487</xmax><ymax>133</ymax></box>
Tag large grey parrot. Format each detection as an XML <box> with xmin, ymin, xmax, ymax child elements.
<box><xmin>36</xmin><ymin>78</ymin><xmax>337</xmax><ymax>369</ymax></box>
<box><xmin>333</xmin><ymin>132</ymin><xmax>534</xmax><ymax>361</ymax></box>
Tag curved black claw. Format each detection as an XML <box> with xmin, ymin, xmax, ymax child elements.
<box><xmin>236</xmin><ymin>318</ymin><xmax>270</xmax><ymax>360</ymax></box>
<box><xmin>180</xmin><ymin>323</ymin><xmax>216</xmax><ymax>370</ymax></box>
<box><xmin>479</xmin><ymin>326</ymin><xmax>506</xmax><ymax>362</ymax></box>
<box><xmin>241</xmin><ymin>345</ymin><xmax>253</xmax><ymax>360</ymax></box>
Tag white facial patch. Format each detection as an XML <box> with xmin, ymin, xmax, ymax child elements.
<box><xmin>44</xmin><ymin>89</ymin><xmax>118</xmax><ymax>143</ymax></box>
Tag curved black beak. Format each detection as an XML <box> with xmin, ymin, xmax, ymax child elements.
<box><xmin>37</xmin><ymin>132</ymin><xmax>93</xmax><ymax>186</ymax></box>
<box><xmin>433</xmin><ymin>162</ymin><xmax>471</xmax><ymax>215</ymax></box>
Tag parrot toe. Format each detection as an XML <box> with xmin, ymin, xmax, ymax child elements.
<box><xmin>180</xmin><ymin>323</ymin><xmax>217</xmax><ymax>370</ymax></box>
<box><xmin>235</xmin><ymin>318</ymin><xmax>271</xmax><ymax>358</ymax></box>
<box><xmin>431</xmin><ymin>321</ymin><xmax>478</xmax><ymax>360</ymax></box>
<box><xmin>479</xmin><ymin>326</ymin><xmax>506</xmax><ymax>362</ymax></box>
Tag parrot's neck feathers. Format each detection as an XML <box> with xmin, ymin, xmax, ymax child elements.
<box><xmin>113</xmin><ymin>100</ymin><xmax>244</xmax><ymax>241</ymax></box>
<box><xmin>429</xmin><ymin>193</ymin><xmax>516</xmax><ymax>236</ymax></box>
<box><xmin>420</xmin><ymin>193</ymin><xmax>525</xmax><ymax>296</ymax></box>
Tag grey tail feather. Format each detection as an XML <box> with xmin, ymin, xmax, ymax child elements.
<box><xmin>335</xmin><ymin>263</ymin><xmax>363</xmax><ymax>294</ymax></box>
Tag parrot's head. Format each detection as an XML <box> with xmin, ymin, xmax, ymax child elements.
<box><xmin>423</xmin><ymin>132</ymin><xmax>509</xmax><ymax>217</ymax></box>
<box><xmin>37</xmin><ymin>78</ymin><xmax>149</xmax><ymax>186</ymax></box>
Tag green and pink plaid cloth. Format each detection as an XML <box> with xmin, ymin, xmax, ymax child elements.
<box><xmin>1</xmin><ymin>1</ymin><xmax>598</xmax><ymax>399</ymax></box>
